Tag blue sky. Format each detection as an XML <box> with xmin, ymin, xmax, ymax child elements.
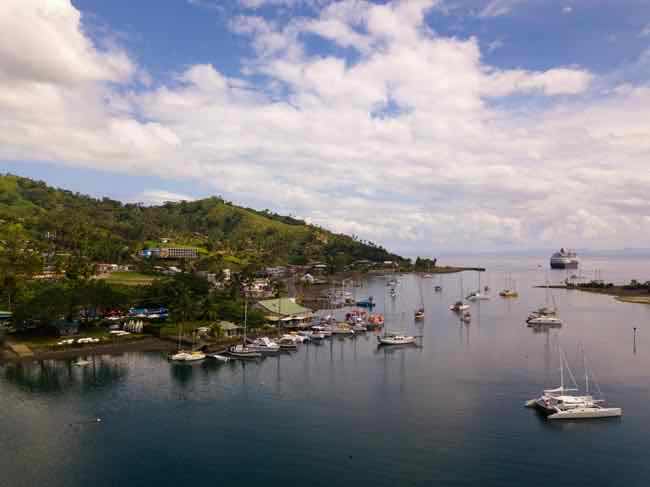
<box><xmin>2</xmin><ymin>0</ymin><xmax>650</xmax><ymax>254</ymax></box>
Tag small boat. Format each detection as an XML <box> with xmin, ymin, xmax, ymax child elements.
<box><xmin>228</xmin><ymin>344</ymin><xmax>262</xmax><ymax>359</ymax></box>
<box><xmin>331</xmin><ymin>324</ymin><xmax>355</xmax><ymax>335</ymax></box>
<box><xmin>207</xmin><ymin>353</ymin><xmax>230</xmax><ymax>362</ymax></box>
<box><xmin>311</xmin><ymin>325</ymin><xmax>332</xmax><ymax>337</ymax></box>
<box><xmin>449</xmin><ymin>301</ymin><xmax>470</xmax><ymax>312</ymax></box>
<box><xmin>499</xmin><ymin>289</ymin><xmax>519</xmax><ymax>298</ymax></box>
<box><xmin>414</xmin><ymin>308</ymin><xmax>425</xmax><ymax>320</ymax></box>
<box><xmin>170</xmin><ymin>350</ymin><xmax>206</xmax><ymax>362</ymax></box>
<box><xmin>247</xmin><ymin>337</ymin><xmax>280</xmax><ymax>353</ymax></box>
<box><xmin>434</xmin><ymin>285</ymin><xmax>442</xmax><ymax>292</ymax></box>
<box><xmin>355</xmin><ymin>297</ymin><xmax>375</xmax><ymax>308</ymax></box>
<box><xmin>73</xmin><ymin>359</ymin><xmax>91</xmax><ymax>367</ymax></box>
<box><xmin>466</xmin><ymin>291</ymin><xmax>490</xmax><ymax>301</ymax></box>
<box><xmin>278</xmin><ymin>337</ymin><xmax>298</xmax><ymax>350</ymax></box>
<box><xmin>423</xmin><ymin>274</ymin><xmax>433</xmax><ymax>279</ymax></box>
<box><xmin>352</xmin><ymin>324</ymin><xmax>367</xmax><ymax>332</ymax></box>
<box><xmin>377</xmin><ymin>333</ymin><xmax>416</xmax><ymax>346</ymax></box>
<box><xmin>527</xmin><ymin>315</ymin><xmax>563</xmax><ymax>326</ymax></box>
<box><xmin>311</xmin><ymin>331</ymin><xmax>326</xmax><ymax>340</ymax></box>
<box><xmin>461</xmin><ymin>311</ymin><xmax>471</xmax><ymax>322</ymax></box>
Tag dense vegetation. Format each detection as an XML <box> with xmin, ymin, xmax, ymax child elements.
<box><xmin>0</xmin><ymin>174</ymin><xmax>403</xmax><ymax>332</ymax></box>
<box><xmin>0</xmin><ymin>174</ymin><xmax>402</xmax><ymax>273</ymax></box>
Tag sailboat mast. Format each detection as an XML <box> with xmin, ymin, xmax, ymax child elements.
<box><xmin>557</xmin><ymin>345</ymin><xmax>564</xmax><ymax>392</ymax></box>
<box><xmin>244</xmin><ymin>295</ymin><xmax>248</xmax><ymax>342</ymax></box>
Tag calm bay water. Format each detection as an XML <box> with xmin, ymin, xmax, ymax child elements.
<box><xmin>3</xmin><ymin>255</ymin><xmax>650</xmax><ymax>487</ymax></box>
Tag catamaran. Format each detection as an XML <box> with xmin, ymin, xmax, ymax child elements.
<box><xmin>525</xmin><ymin>346</ymin><xmax>621</xmax><ymax>419</ymax></box>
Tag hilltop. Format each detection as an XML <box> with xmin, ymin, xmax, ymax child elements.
<box><xmin>0</xmin><ymin>174</ymin><xmax>403</xmax><ymax>271</ymax></box>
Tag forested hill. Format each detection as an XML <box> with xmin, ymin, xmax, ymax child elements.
<box><xmin>0</xmin><ymin>174</ymin><xmax>403</xmax><ymax>270</ymax></box>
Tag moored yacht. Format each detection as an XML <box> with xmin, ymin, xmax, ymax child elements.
<box><xmin>247</xmin><ymin>337</ymin><xmax>280</xmax><ymax>353</ymax></box>
<box><xmin>377</xmin><ymin>333</ymin><xmax>416</xmax><ymax>346</ymax></box>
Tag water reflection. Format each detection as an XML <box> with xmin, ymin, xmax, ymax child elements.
<box><xmin>1</xmin><ymin>355</ymin><xmax>127</xmax><ymax>394</ymax></box>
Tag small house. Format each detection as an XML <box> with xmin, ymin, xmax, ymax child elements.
<box><xmin>254</xmin><ymin>298</ymin><xmax>312</xmax><ymax>328</ymax></box>
<box><xmin>216</xmin><ymin>321</ymin><xmax>243</xmax><ymax>337</ymax></box>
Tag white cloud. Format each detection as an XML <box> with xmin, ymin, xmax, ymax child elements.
<box><xmin>134</xmin><ymin>190</ymin><xmax>196</xmax><ymax>206</ymax></box>
<box><xmin>4</xmin><ymin>0</ymin><xmax>650</xmax><ymax>253</ymax></box>
<box><xmin>478</xmin><ymin>0</ymin><xmax>523</xmax><ymax>18</ymax></box>
<box><xmin>563</xmin><ymin>6</ymin><xmax>573</xmax><ymax>14</ymax></box>
<box><xmin>487</xmin><ymin>39</ymin><xmax>504</xmax><ymax>52</ymax></box>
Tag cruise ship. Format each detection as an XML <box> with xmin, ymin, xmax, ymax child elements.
<box><xmin>550</xmin><ymin>248</ymin><xmax>579</xmax><ymax>269</ymax></box>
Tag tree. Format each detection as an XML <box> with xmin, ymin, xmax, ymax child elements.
<box><xmin>0</xmin><ymin>224</ymin><xmax>42</xmax><ymax>311</ymax></box>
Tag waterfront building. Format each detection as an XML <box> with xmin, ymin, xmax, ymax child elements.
<box><xmin>254</xmin><ymin>298</ymin><xmax>313</xmax><ymax>327</ymax></box>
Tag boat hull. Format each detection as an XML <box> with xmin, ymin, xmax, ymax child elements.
<box><xmin>548</xmin><ymin>407</ymin><xmax>622</xmax><ymax>419</ymax></box>
<box><xmin>550</xmin><ymin>262</ymin><xmax>579</xmax><ymax>269</ymax></box>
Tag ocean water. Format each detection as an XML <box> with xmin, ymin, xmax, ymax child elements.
<box><xmin>2</xmin><ymin>255</ymin><xmax>650</xmax><ymax>487</ymax></box>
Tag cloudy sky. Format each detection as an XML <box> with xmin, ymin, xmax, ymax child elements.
<box><xmin>2</xmin><ymin>0</ymin><xmax>650</xmax><ymax>255</ymax></box>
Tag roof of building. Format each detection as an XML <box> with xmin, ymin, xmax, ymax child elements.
<box><xmin>256</xmin><ymin>298</ymin><xmax>312</xmax><ymax>316</ymax></box>
<box><xmin>217</xmin><ymin>321</ymin><xmax>242</xmax><ymax>331</ymax></box>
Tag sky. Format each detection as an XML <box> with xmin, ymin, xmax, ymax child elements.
<box><xmin>2</xmin><ymin>0</ymin><xmax>650</xmax><ymax>256</ymax></box>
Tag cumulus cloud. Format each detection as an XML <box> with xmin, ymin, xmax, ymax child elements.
<box><xmin>641</xmin><ymin>23</ymin><xmax>650</xmax><ymax>37</ymax></box>
<box><xmin>3</xmin><ymin>0</ymin><xmax>650</xmax><ymax>253</ymax></box>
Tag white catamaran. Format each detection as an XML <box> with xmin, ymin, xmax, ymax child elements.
<box><xmin>525</xmin><ymin>346</ymin><xmax>621</xmax><ymax>419</ymax></box>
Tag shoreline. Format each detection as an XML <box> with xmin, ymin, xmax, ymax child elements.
<box><xmin>534</xmin><ymin>284</ymin><xmax>650</xmax><ymax>304</ymax></box>
<box><xmin>0</xmin><ymin>337</ymin><xmax>177</xmax><ymax>363</ymax></box>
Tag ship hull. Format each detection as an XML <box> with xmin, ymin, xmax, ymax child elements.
<box><xmin>550</xmin><ymin>261</ymin><xmax>579</xmax><ymax>269</ymax></box>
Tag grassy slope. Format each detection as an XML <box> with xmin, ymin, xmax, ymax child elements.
<box><xmin>0</xmin><ymin>174</ymin><xmax>402</xmax><ymax>267</ymax></box>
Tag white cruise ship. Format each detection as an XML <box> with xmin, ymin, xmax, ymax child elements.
<box><xmin>550</xmin><ymin>248</ymin><xmax>579</xmax><ymax>269</ymax></box>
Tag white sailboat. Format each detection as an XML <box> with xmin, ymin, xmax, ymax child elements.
<box><xmin>466</xmin><ymin>270</ymin><xmax>490</xmax><ymax>301</ymax></box>
<box><xmin>450</xmin><ymin>273</ymin><xmax>470</xmax><ymax>312</ymax></box>
<box><xmin>527</xmin><ymin>273</ymin><xmax>562</xmax><ymax>326</ymax></box>
<box><xmin>228</xmin><ymin>298</ymin><xmax>262</xmax><ymax>359</ymax></box>
<box><xmin>378</xmin><ymin>287</ymin><xmax>416</xmax><ymax>346</ymax></box>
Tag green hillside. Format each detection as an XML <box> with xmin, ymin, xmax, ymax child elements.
<box><xmin>0</xmin><ymin>174</ymin><xmax>402</xmax><ymax>271</ymax></box>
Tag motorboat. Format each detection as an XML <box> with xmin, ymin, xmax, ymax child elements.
<box><xmin>377</xmin><ymin>333</ymin><xmax>416</xmax><ymax>346</ymax></box>
<box><xmin>461</xmin><ymin>311</ymin><xmax>471</xmax><ymax>322</ymax></box>
<box><xmin>311</xmin><ymin>325</ymin><xmax>332</xmax><ymax>337</ymax></box>
<box><xmin>434</xmin><ymin>285</ymin><xmax>442</xmax><ymax>292</ymax></box>
<box><xmin>331</xmin><ymin>324</ymin><xmax>355</xmax><ymax>336</ymax></box>
<box><xmin>247</xmin><ymin>337</ymin><xmax>280</xmax><ymax>353</ymax></box>
<box><xmin>499</xmin><ymin>289</ymin><xmax>519</xmax><ymax>298</ymax></box>
<box><xmin>466</xmin><ymin>291</ymin><xmax>490</xmax><ymax>301</ymax></box>
<box><xmin>414</xmin><ymin>308</ymin><xmax>425</xmax><ymax>320</ymax></box>
<box><xmin>311</xmin><ymin>331</ymin><xmax>326</xmax><ymax>340</ymax></box>
<box><xmin>73</xmin><ymin>359</ymin><xmax>91</xmax><ymax>367</ymax></box>
<box><xmin>207</xmin><ymin>353</ymin><xmax>230</xmax><ymax>362</ymax></box>
<box><xmin>170</xmin><ymin>350</ymin><xmax>206</xmax><ymax>362</ymax></box>
<box><xmin>449</xmin><ymin>301</ymin><xmax>470</xmax><ymax>312</ymax></box>
<box><xmin>278</xmin><ymin>337</ymin><xmax>298</xmax><ymax>350</ymax></box>
<box><xmin>228</xmin><ymin>344</ymin><xmax>262</xmax><ymax>359</ymax></box>
<box><xmin>527</xmin><ymin>315</ymin><xmax>563</xmax><ymax>326</ymax></box>
<box><xmin>352</xmin><ymin>324</ymin><xmax>367</xmax><ymax>332</ymax></box>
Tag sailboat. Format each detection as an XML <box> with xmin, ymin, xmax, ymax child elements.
<box><xmin>228</xmin><ymin>298</ymin><xmax>262</xmax><ymax>359</ymax></box>
<box><xmin>170</xmin><ymin>325</ymin><xmax>206</xmax><ymax>362</ymax></box>
<box><xmin>466</xmin><ymin>270</ymin><xmax>490</xmax><ymax>301</ymax></box>
<box><xmin>499</xmin><ymin>273</ymin><xmax>519</xmax><ymax>298</ymax></box>
<box><xmin>527</xmin><ymin>273</ymin><xmax>562</xmax><ymax>326</ymax></box>
<box><xmin>414</xmin><ymin>275</ymin><xmax>425</xmax><ymax>320</ymax></box>
<box><xmin>450</xmin><ymin>273</ymin><xmax>470</xmax><ymax>312</ymax></box>
<box><xmin>526</xmin><ymin>346</ymin><xmax>621</xmax><ymax>419</ymax></box>
<box><xmin>378</xmin><ymin>287</ymin><xmax>416</xmax><ymax>346</ymax></box>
